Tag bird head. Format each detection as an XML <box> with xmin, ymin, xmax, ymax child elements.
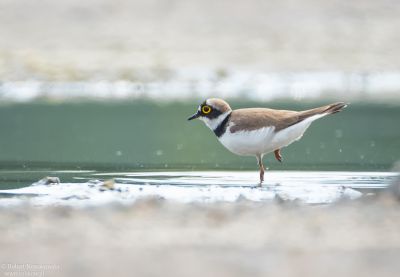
<box><xmin>188</xmin><ymin>98</ymin><xmax>232</xmax><ymax>130</ymax></box>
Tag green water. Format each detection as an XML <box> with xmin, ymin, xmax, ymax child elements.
<box><xmin>0</xmin><ymin>100</ymin><xmax>399</xmax><ymax>176</ymax></box>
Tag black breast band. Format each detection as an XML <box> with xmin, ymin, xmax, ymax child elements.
<box><xmin>213</xmin><ymin>112</ymin><xmax>232</xmax><ymax>138</ymax></box>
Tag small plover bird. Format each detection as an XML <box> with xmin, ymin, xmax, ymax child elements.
<box><xmin>188</xmin><ymin>98</ymin><xmax>346</xmax><ymax>185</ymax></box>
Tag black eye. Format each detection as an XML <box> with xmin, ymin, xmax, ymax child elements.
<box><xmin>202</xmin><ymin>105</ymin><xmax>212</xmax><ymax>114</ymax></box>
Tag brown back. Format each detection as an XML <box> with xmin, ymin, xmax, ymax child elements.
<box><xmin>229</xmin><ymin>102</ymin><xmax>346</xmax><ymax>133</ymax></box>
<box><xmin>229</xmin><ymin>108</ymin><xmax>300</xmax><ymax>133</ymax></box>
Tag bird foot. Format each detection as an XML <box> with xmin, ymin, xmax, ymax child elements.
<box><xmin>274</xmin><ymin>149</ymin><xmax>282</xmax><ymax>163</ymax></box>
<box><xmin>259</xmin><ymin>170</ymin><xmax>264</xmax><ymax>186</ymax></box>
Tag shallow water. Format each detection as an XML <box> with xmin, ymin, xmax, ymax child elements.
<box><xmin>0</xmin><ymin>170</ymin><xmax>397</xmax><ymax>206</ymax></box>
<box><xmin>0</xmin><ymin>101</ymin><xmax>398</xmax><ymax>206</ymax></box>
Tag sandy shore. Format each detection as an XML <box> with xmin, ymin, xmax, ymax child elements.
<box><xmin>1</xmin><ymin>194</ymin><xmax>400</xmax><ymax>277</ymax></box>
<box><xmin>1</xmin><ymin>0</ymin><xmax>400</xmax><ymax>81</ymax></box>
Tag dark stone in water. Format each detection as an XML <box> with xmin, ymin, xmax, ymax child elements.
<box><xmin>33</xmin><ymin>176</ymin><xmax>61</xmax><ymax>186</ymax></box>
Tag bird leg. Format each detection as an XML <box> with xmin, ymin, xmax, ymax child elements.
<box><xmin>256</xmin><ymin>155</ymin><xmax>265</xmax><ymax>185</ymax></box>
<box><xmin>274</xmin><ymin>149</ymin><xmax>282</xmax><ymax>163</ymax></box>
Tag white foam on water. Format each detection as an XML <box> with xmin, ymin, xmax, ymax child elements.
<box><xmin>1</xmin><ymin>171</ymin><xmax>392</xmax><ymax>207</ymax></box>
<box><xmin>0</xmin><ymin>181</ymin><xmax>361</xmax><ymax>207</ymax></box>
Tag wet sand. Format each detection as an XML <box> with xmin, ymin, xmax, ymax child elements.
<box><xmin>1</xmin><ymin>195</ymin><xmax>400</xmax><ymax>277</ymax></box>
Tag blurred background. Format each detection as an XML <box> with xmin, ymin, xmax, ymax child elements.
<box><xmin>1</xmin><ymin>3</ymin><xmax>400</xmax><ymax>277</ymax></box>
<box><xmin>0</xmin><ymin>0</ymin><xmax>399</xmax><ymax>173</ymax></box>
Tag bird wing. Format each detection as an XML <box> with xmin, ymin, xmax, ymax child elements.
<box><xmin>229</xmin><ymin>103</ymin><xmax>346</xmax><ymax>133</ymax></box>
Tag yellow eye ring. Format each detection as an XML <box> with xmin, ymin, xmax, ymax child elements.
<box><xmin>202</xmin><ymin>106</ymin><xmax>212</xmax><ymax>114</ymax></box>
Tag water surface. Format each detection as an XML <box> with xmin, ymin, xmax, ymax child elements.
<box><xmin>0</xmin><ymin>170</ymin><xmax>397</xmax><ymax>206</ymax></box>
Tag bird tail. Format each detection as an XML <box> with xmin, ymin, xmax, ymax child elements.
<box><xmin>298</xmin><ymin>102</ymin><xmax>347</xmax><ymax>121</ymax></box>
<box><xmin>322</xmin><ymin>102</ymin><xmax>348</xmax><ymax>115</ymax></box>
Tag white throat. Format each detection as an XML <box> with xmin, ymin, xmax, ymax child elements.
<box><xmin>200</xmin><ymin>111</ymin><xmax>231</xmax><ymax>131</ymax></box>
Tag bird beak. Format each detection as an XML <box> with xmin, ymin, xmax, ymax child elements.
<box><xmin>187</xmin><ymin>111</ymin><xmax>200</xmax><ymax>121</ymax></box>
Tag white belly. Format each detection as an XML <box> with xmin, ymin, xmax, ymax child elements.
<box><xmin>218</xmin><ymin>114</ymin><xmax>325</xmax><ymax>156</ymax></box>
<box><xmin>219</xmin><ymin>126</ymin><xmax>276</xmax><ymax>156</ymax></box>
